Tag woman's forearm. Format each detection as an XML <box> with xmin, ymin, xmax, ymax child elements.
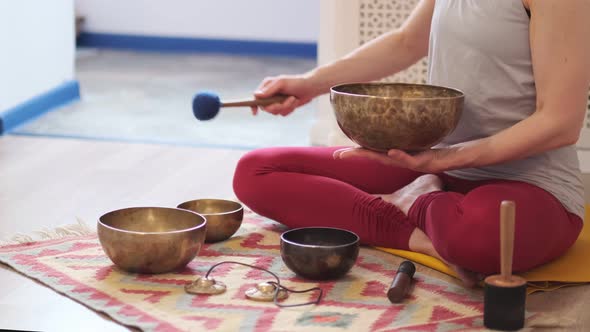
<box><xmin>305</xmin><ymin>0</ymin><xmax>434</xmax><ymax>95</ymax></box>
<box><xmin>306</xmin><ymin>31</ymin><xmax>425</xmax><ymax>94</ymax></box>
<box><xmin>449</xmin><ymin>112</ymin><xmax>583</xmax><ymax>171</ymax></box>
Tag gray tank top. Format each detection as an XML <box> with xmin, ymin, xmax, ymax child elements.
<box><xmin>428</xmin><ymin>0</ymin><xmax>585</xmax><ymax>218</ymax></box>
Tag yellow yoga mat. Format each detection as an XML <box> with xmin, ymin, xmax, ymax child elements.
<box><xmin>376</xmin><ymin>207</ymin><xmax>590</xmax><ymax>294</ymax></box>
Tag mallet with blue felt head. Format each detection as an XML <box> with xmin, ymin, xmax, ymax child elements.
<box><xmin>192</xmin><ymin>91</ymin><xmax>290</xmax><ymax>121</ymax></box>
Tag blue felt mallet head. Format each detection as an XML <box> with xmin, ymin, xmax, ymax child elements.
<box><xmin>192</xmin><ymin>91</ymin><xmax>221</xmax><ymax>121</ymax></box>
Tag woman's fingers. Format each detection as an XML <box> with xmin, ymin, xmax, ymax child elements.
<box><xmin>333</xmin><ymin>147</ymin><xmax>401</xmax><ymax>167</ymax></box>
<box><xmin>261</xmin><ymin>96</ymin><xmax>298</xmax><ymax>116</ymax></box>
<box><xmin>332</xmin><ymin>147</ymin><xmax>359</xmax><ymax>159</ymax></box>
<box><xmin>252</xmin><ymin>76</ymin><xmax>306</xmax><ymax>116</ymax></box>
<box><xmin>256</xmin><ymin>78</ymin><xmax>284</xmax><ymax>98</ymax></box>
<box><xmin>252</xmin><ymin>78</ymin><xmax>284</xmax><ymax>116</ymax></box>
<box><xmin>278</xmin><ymin>96</ymin><xmax>298</xmax><ymax>116</ymax></box>
<box><xmin>255</xmin><ymin>78</ymin><xmax>273</xmax><ymax>94</ymax></box>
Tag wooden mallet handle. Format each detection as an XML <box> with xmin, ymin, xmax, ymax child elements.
<box><xmin>500</xmin><ymin>200</ymin><xmax>516</xmax><ymax>281</ymax></box>
<box><xmin>221</xmin><ymin>95</ymin><xmax>290</xmax><ymax>108</ymax></box>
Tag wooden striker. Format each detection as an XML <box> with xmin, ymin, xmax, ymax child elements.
<box><xmin>483</xmin><ymin>200</ymin><xmax>527</xmax><ymax>330</ymax></box>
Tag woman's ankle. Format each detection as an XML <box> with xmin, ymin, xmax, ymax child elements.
<box><xmin>408</xmin><ymin>228</ymin><xmax>443</xmax><ymax>260</ymax></box>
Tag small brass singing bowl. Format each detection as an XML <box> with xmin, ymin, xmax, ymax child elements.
<box><xmin>280</xmin><ymin>227</ymin><xmax>360</xmax><ymax>280</ymax></box>
<box><xmin>331</xmin><ymin>83</ymin><xmax>464</xmax><ymax>152</ymax></box>
<box><xmin>97</xmin><ymin>207</ymin><xmax>207</xmax><ymax>274</ymax></box>
<box><xmin>177</xmin><ymin>199</ymin><xmax>243</xmax><ymax>243</ymax></box>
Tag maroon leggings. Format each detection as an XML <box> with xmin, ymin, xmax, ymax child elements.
<box><xmin>233</xmin><ymin>146</ymin><xmax>582</xmax><ymax>274</ymax></box>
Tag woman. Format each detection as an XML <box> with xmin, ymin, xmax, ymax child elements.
<box><xmin>233</xmin><ymin>0</ymin><xmax>590</xmax><ymax>285</ymax></box>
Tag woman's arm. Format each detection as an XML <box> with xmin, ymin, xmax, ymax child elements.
<box><xmin>253</xmin><ymin>0</ymin><xmax>434</xmax><ymax>116</ymax></box>
<box><xmin>307</xmin><ymin>0</ymin><xmax>435</xmax><ymax>94</ymax></box>
<box><xmin>336</xmin><ymin>0</ymin><xmax>590</xmax><ymax>173</ymax></box>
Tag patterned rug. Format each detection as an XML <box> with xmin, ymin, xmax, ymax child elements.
<box><xmin>0</xmin><ymin>213</ymin><xmax>540</xmax><ymax>331</ymax></box>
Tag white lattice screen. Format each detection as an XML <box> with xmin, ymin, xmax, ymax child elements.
<box><xmin>359</xmin><ymin>0</ymin><xmax>427</xmax><ymax>84</ymax></box>
<box><xmin>313</xmin><ymin>0</ymin><xmax>590</xmax><ymax>149</ymax></box>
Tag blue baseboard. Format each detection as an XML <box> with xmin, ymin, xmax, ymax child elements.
<box><xmin>77</xmin><ymin>32</ymin><xmax>317</xmax><ymax>59</ymax></box>
<box><xmin>0</xmin><ymin>80</ymin><xmax>80</xmax><ymax>134</ymax></box>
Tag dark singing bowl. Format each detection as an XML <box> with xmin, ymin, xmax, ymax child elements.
<box><xmin>280</xmin><ymin>227</ymin><xmax>360</xmax><ymax>280</ymax></box>
<box><xmin>98</xmin><ymin>207</ymin><xmax>207</xmax><ymax>274</ymax></box>
<box><xmin>177</xmin><ymin>199</ymin><xmax>243</xmax><ymax>243</ymax></box>
<box><xmin>330</xmin><ymin>83</ymin><xmax>464</xmax><ymax>152</ymax></box>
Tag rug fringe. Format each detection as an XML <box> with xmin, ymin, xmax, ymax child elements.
<box><xmin>0</xmin><ymin>217</ymin><xmax>95</xmax><ymax>246</ymax></box>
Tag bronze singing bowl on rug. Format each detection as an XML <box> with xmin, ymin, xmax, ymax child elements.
<box><xmin>280</xmin><ymin>227</ymin><xmax>360</xmax><ymax>280</ymax></box>
<box><xmin>177</xmin><ymin>199</ymin><xmax>243</xmax><ymax>243</ymax></box>
<box><xmin>98</xmin><ymin>207</ymin><xmax>207</xmax><ymax>274</ymax></box>
<box><xmin>330</xmin><ymin>83</ymin><xmax>464</xmax><ymax>152</ymax></box>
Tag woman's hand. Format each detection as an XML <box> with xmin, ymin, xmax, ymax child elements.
<box><xmin>333</xmin><ymin>143</ymin><xmax>479</xmax><ymax>173</ymax></box>
<box><xmin>251</xmin><ymin>74</ymin><xmax>322</xmax><ymax>116</ymax></box>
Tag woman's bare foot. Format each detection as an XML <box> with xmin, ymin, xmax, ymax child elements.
<box><xmin>446</xmin><ymin>263</ymin><xmax>484</xmax><ymax>288</ymax></box>
<box><xmin>380</xmin><ymin>174</ymin><xmax>443</xmax><ymax>215</ymax></box>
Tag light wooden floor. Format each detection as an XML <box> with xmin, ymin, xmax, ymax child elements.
<box><xmin>0</xmin><ymin>135</ymin><xmax>588</xmax><ymax>331</ymax></box>
<box><xmin>0</xmin><ymin>135</ymin><xmax>243</xmax><ymax>332</ymax></box>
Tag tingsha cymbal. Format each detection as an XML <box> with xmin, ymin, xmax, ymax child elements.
<box><xmin>185</xmin><ymin>277</ymin><xmax>227</xmax><ymax>295</ymax></box>
<box><xmin>245</xmin><ymin>282</ymin><xmax>288</xmax><ymax>302</ymax></box>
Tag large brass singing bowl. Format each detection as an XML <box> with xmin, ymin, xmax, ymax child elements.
<box><xmin>280</xmin><ymin>227</ymin><xmax>360</xmax><ymax>280</ymax></box>
<box><xmin>98</xmin><ymin>207</ymin><xmax>207</xmax><ymax>274</ymax></box>
<box><xmin>330</xmin><ymin>83</ymin><xmax>464</xmax><ymax>152</ymax></box>
<box><xmin>177</xmin><ymin>199</ymin><xmax>243</xmax><ymax>243</ymax></box>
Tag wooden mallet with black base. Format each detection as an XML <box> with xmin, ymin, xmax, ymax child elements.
<box><xmin>484</xmin><ymin>200</ymin><xmax>527</xmax><ymax>330</ymax></box>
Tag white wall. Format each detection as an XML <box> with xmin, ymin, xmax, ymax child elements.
<box><xmin>0</xmin><ymin>1</ymin><xmax>75</xmax><ymax>111</ymax></box>
<box><xmin>75</xmin><ymin>0</ymin><xmax>319</xmax><ymax>43</ymax></box>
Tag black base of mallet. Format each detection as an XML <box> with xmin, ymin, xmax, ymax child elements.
<box><xmin>484</xmin><ymin>275</ymin><xmax>527</xmax><ymax>330</ymax></box>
